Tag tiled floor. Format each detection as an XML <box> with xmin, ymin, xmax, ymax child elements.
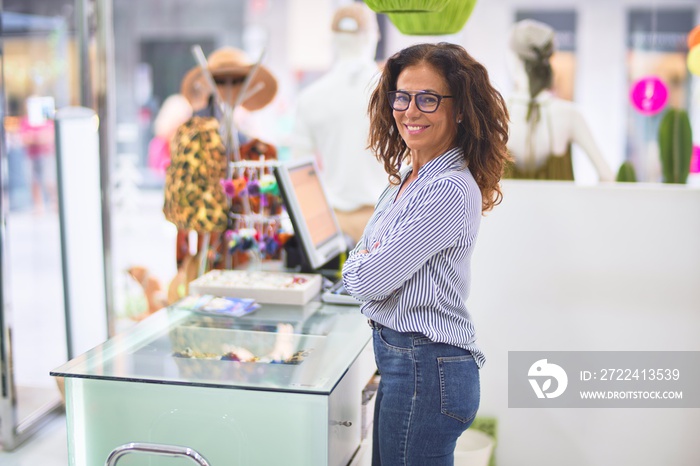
<box><xmin>0</xmin><ymin>414</ymin><xmax>68</xmax><ymax>465</ymax></box>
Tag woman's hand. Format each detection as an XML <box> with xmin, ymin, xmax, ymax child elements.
<box><xmin>358</xmin><ymin>242</ymin><xmax>380</xmax><ymax>255</ymax></box>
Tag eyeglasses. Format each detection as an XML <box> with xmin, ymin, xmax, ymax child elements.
<box><xmin>387</xmin><ymin>90</ymin><xmax>453</xmax><ymax>113</ymax></box>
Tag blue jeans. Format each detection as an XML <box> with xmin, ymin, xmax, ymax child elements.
<box><xmin>370</xmin><ymin>321</ymin><xmax>480</xmax><ymax>466</ymax></box>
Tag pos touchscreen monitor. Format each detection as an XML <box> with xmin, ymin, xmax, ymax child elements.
<box><xmin>274</xmin><ymin>158</ymin><xmax>348</xmax><ymax>272</ymax></box>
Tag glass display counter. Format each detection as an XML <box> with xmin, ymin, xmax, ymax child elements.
<box><xmin>51</xmin><ymin>301</ymin><xmax>376</xmax><ymax>466</ymax></box>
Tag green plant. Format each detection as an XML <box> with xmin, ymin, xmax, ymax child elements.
<box><xmin>470</xmin><ymin>416</ymin><xmax>498</xmax><ymax>466</ymax></box>
<box><xmin>616</xmin><ymin>161</ymin><xmax>637</xmax><ymax>182</ymax></box>
<box><xmin>658</xmin><ymin>108</ymin><xmax>692</xmax><ymax>184</ymax></box>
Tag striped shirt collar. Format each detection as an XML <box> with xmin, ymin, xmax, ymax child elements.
<box><xmin>400</xmin><ymin>147</ymin><xmax>466</xmax><ymax>182</ymax></box>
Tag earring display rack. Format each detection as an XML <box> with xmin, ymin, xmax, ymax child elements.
<box><xmin>190</xmin><ymin>45</ymin><xmax>289</xmax><ymax>274</ymax></box>
<box><xmin>225</xmin><ymin>157</ymin><xmax>290</xmax><ymax>268</ymax></box>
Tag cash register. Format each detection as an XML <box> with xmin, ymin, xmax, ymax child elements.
<box><xmin>274</xmin><ymin>158</ymin><xmax>360</xmax><ymax>305</ymax></box>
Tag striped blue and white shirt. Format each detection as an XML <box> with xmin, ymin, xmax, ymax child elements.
<box><xmin>342</xmin><ymin>147</ymin><xmax>485</xmax><ymax>367</ymax></box>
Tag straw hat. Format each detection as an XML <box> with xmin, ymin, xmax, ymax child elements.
<box><xmin>181</xmin><ymin>47</ymin><xmax>278</xmax><ymax>112</ymax></box>
<box><xmin>331</xmin><ymin>3</ymin><xmax>377</xmax><ymax>35</ymax></box>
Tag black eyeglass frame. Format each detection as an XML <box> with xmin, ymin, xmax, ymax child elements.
<box><xmin>387</xmin><ymin>90</ymin><xmax>454</xmax><ymax>113</ymax></box>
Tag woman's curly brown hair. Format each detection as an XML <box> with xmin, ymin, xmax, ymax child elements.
<box><xmin>368</xmin><ymin>42</ymin><xmax>510</xmax><ymax>212</ymax></box>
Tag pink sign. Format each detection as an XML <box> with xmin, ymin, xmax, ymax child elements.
<box><xmin>629</xmin><ymin>76</ymin><xmax>669</xmax><ymax>116</ymax></box>
<box><xmin>691</xmin><ymin>145</ymin><xmax>700</xmax><ymax>174</ymax></box>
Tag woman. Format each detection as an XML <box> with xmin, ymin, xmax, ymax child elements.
<box><xmin>342</xmin><ymin>42</ymin><xmax>509</xmax><ymax>465</ymax></box>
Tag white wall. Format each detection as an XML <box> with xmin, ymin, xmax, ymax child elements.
<box><xmin>469</xmin><ymin>180</ymin><xmax>700</xmax><ymax>466</ymax></box>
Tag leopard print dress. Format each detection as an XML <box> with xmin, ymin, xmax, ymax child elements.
<box><xmin>163</xmin><ymin>116</ymin><xmax>229</xmax><ymax>232</ymax></box>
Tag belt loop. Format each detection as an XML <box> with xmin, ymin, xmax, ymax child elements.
<box><xmin>367</xmin><ymin>319</ymin><xmax>382</xmax><ymax>330</ymax></box>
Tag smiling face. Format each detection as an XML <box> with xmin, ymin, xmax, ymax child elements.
<box><xmin>393</xmin><ymin>62</ymin><xmax>459</xmax><ymax>166</ymax></box>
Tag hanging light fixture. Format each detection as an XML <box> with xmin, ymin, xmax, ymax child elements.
<box><xmin>363</xmin><ymin>0</ymin><xmax>449</xmax><ymax>13</ymax></box>
<box><xmin>388</xmin><ymin>0</ymin><xmax>478</xmax><ymax>36</ymax></box>
<box><xmin>629</xmin><ymin>76</ymin><xmax>669</xmax><ymax>115</ymax></box>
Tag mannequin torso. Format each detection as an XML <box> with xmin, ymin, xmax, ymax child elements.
<box><xmin>505</xmin><ymin>48</ymin><xmax>614</xmax><ymax>181</ymax></box>
<box><xmin>292</xmin><ymin>32</ymin><xmax>387</xmax><ymax>210</ymax></box>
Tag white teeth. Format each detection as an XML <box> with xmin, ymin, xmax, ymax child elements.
<box><xmin>407</xmin><ymin>125</ymin><xmax>424</xmax><ymax>131</ymax></box>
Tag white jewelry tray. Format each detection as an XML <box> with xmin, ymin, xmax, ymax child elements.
<box><xmin>188</xmin><ymin>270</ymin><xmax>322</xmax><ymax>306</ymax></box>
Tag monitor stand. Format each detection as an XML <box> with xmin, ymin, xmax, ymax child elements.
<box><xmin>283</xmin><ymin>236</ymin><xmax>344</xmax><ymax>275</ymax></box>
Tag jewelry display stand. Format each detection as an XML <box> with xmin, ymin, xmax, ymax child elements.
<box><xmin>190</xmin><ymin>46</ymin><xmax>286</xmax><ymax>275</ymax></box>
<box><xmin>189</xmin><ymin>269</ymin><xmax>322</xmax><ymax>305</ymax></box>
<box><xmin>227</xmin><ymin>157</ymin><xmax>287</xmax><ymax>267</ymax></box>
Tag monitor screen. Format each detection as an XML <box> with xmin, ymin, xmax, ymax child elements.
<box><xmin>274</xmin><ymin>158</ymin><xmax>347</xmax><ymax>271</ymax></box>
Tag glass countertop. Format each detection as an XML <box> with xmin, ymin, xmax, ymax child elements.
<box><xmin>51</xmin><ymin>301</ymin><xmax>371</xmax><ymax>394</ymax></box>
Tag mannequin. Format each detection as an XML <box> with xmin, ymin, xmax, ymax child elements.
<box><xmin>505</xmin><ymin>19</ymin><xmax>614</xmax><ymax>182</ymax></box>
<box><xmin>291</xmin><ymin>3</ymin><xmax>387</xmax><ymax>244</ymax></box>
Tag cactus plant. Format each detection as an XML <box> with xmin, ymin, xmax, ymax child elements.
<box><xmin>658</xmin><ymin>108</ymin><xmax>692</xmax><ymax>184</ymax></box>
<box><xmin>616</xmin><ymin>161</ymin><xmax>637</xmax><ymax>182</ymax></box>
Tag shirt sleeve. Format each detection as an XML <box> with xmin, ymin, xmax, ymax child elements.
<box><xmin>346</xmin><ymin>181</ymin><xmax>394</xmax><ymax>256</ymax></box>
<box><xmin>342</xmin><ymin>178</ymin><xmax>469</xmax><ymax>301</ymax></box>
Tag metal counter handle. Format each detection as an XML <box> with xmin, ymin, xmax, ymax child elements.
<box><xmin>105</xmin><ymin>442</ymin><xmax>211</xmax><ymax>466</ymax></box>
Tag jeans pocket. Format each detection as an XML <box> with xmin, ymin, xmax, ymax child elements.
<box><xmin>438</xmin><ymin>354</ymin><xmax>480</xmax><ymax>423</ymax></box>
<box><xmin>377</xmin><ymin>327</ymin><xmax>412</xmax><ymax>353</ymax></box>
